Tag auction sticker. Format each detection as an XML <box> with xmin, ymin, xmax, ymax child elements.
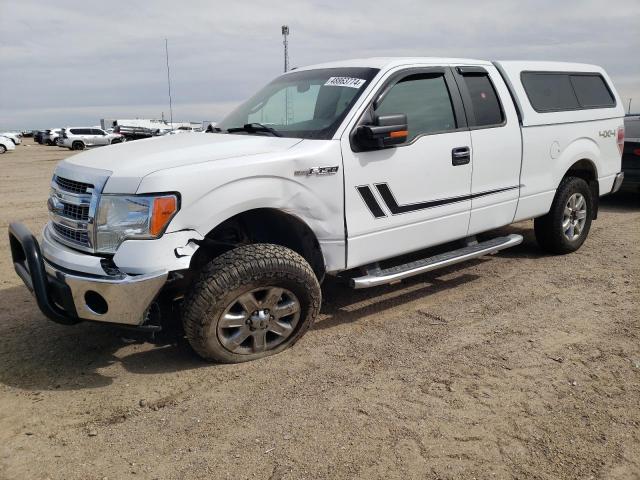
<box><xmin>324</xmin><ymin>77</ymin><xmax>366</xmax><ymax>88</ymax></box>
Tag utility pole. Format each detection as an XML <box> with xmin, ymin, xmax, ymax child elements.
<box><xmin>165</xmin><ymin>38</ymin><xmax>174</xmax><ymax>129</ymax></box>
<box><xmin>282</xmin><ymin>25</ymin><xmax>289</xmax><ymax>72</ymax></box>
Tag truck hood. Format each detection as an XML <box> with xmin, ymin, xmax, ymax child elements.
<box><xmin>59</xmin><ymin>133</ymin><xmax>303</xmax><ymax>193</ymax></box>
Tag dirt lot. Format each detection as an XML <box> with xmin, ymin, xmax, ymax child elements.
<box><xmin>0</xmin><ymin>139</ymin><xmax>638</xmax><ymax>480</ymax></box>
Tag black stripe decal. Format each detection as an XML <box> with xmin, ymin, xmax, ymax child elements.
<box><xmin>356</xmin><ymin>186</ymin><xmax>386</xmax><ymax>218</ymax></box>
<box><xmin>375</xmin><ymin>183</ymin><xmax>519</xmax><ymax>215</ymax></box>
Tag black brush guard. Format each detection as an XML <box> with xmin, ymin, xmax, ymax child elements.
<box><xmin>8</xmin><ymin>222</ymin><xmax>80</xmax><ymax>325</ymax></box>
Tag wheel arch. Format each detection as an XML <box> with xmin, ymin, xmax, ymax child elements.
<box><xmin>561</xmin><ymin>158</ymin><xmax>600</xmax><ymax>219</ymax></box>
<box><xmin>191</xmin><ymin>208</ymin><xmax>326</xmax><ymax>281</ymax></box>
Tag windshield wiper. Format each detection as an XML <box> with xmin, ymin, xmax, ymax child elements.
<box><xmin>226</xmin><ymin>123</ymin><xmax>282</xmax><ymax>137</ymax></box>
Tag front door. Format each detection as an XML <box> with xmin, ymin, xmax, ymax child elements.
<box><xmin>90</xmin><ymin>129</ymin><xmax>107</xmax><ymax>146</ymax></box>
<box><xmin>342</xmin><ymin>67</ymin><xmax>473</xmax><ymax>268</ymax></box>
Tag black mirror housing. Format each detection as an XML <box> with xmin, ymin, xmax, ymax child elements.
<box><xmin>356</xmin><ymin>113</ymin><xmax>408</xmax><ymax>150</ymax></box>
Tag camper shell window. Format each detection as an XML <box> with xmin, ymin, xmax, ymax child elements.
<box><xmin>521</xmin><ymin>72</ymin><xmax>615</xmax><ymax>113</ymax></box>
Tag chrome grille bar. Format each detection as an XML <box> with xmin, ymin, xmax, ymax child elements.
<box><xmin>47</xmin><ymin>170</ymin><xmax>109</xmax><ymax>252</ymax></box>
<box><xmin>55</xmin><ymin>176</ymin><xmax>93</xmax><ymax>194</ymax></box>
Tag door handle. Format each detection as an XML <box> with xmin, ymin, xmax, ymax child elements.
<box><xmin>452</xmin><ymin>146</ymin><xmax>471</xmax><ymax>166</ymax></box>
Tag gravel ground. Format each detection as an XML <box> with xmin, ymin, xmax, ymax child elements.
<box><xmin>0</xmin><ymin>140</ymin><xmax>638</xmax><ymax>480</ymax></box>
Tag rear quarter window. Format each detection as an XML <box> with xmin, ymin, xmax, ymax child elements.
<box><xmin>459</xmin><ymin>73</ymin><xmax>504</xmax><ymax>127</ymax></box>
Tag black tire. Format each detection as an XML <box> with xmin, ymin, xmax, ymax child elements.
<box><xmin>182</xmin><ymin>244</ymin><xmax>321</xmax><ymax>363</ymax></box>
<box><xmin>534</xmin><ymin>176</ymin><xmax>593</xmax><ymax>254</ymax></box>
<box><xmin>0</xmin><ymin>145</ymin><xmax>6</xmax><ymax>154</ymax></box>
<box><xmin>46</xmin><ymin>139</ymin><xmax>53</xmax><ymax>146</ymax></box>
<box><xmin>72</xmin><ymin>141</ymin><xmax>85</xmax><ymax>150</ymax></box>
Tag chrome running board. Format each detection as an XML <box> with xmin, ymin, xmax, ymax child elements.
<box><xmin>350</xmin><ymin>234</ymin><xmax>523</xmax><ymax>289</ymax></box>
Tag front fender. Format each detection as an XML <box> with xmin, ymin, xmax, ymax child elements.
<box><xmin>135</xmin><ymin>139</ymin><xmax>346</xmax><ymax>248</ymax></box>
<box><xmin>183</xmin><ymin>175</ymin><xmax>343</xmax><ymax>241</ymax></box>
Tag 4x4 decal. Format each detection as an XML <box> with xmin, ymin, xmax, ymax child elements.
<box><xmin>357</xmin><ymin>183</ymin><xmax>520</xmax><ymax>218</ymax></box>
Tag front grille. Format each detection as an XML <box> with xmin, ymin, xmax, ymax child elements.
<box><xmin>48</xmin><ymin>171</ymin><xmax>108</xmax><ymax>252</ymax></box>
<box><xmin>62</xmin><ymin>203</ymin><xmax>89</xmax><ymax>221</ymax></box>
<box><xmin>55</xmin><ymin>176</ymin><xmax>93</xmax><ymax>194</ymax></box>
<box><xmin>52</xmin><ymin>223</ymin><xmax>90</xmax><ymax>245</ymax></box>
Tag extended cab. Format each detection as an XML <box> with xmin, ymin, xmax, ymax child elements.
<box><xmin>9</xmin><ymin>58</ymin><xmax>625</xmax><ymax>363</ymax></box>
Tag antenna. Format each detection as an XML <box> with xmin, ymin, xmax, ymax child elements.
<box><xmin>165</xmin><ymin>38</ymin><xmax>174</xmax><ymax>129</ymax></box>
<box><xmin>281</xmin><ymin>25</ymin><xmax>289</xmax><ymax>72</ymax></box>
<box><xmin>628</xmin><ymin>98</ymin><xmax>632</xmax><ymax>114</ymax></box>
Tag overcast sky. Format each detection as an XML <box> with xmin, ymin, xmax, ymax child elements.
<box><xmin>1</xmin><ymin>0</ymin><xmax>638</xmax><ymax>130</ymax></box>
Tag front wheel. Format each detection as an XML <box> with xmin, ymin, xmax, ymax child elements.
<box><xmin>0</xmin><ymin>145</ymin><xmax>6</xmax><ymax>154</ymax></box>
<box><xmin>182</xmin><ymin>244</ymin><xmax>321</xmax><ymax>363</ymax></box>
<box><xmin>534</xmin><ymin>176</ymin><xmax>593</xmax><ymax>254</ymax></box>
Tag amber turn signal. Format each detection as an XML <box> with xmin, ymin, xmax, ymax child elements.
<box><xmin>389</xmin><ymin>130</ymin><xmax>408</xmax><ymax>138</ymax></box>
<box><xmin>150</xmin><ymin>195</ymin><xmax>178</xmax><ymax>236</ymax></box>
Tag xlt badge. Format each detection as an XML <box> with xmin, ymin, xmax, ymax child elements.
<box><xmin>294</xmin><ymin>166</ymin><xmax>339</xmax><ymax>176</ymax></box>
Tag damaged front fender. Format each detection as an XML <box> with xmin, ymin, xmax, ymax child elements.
<box><xmin>113</xmin><ymin>230</ymin><xmax>204</xmax><ymax>275</ymax></box>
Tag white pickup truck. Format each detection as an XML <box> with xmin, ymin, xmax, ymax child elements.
<box><xmin>9</xmin><ymin>57</ymin><xmax>625</xmax><ymax>363</ymax></box>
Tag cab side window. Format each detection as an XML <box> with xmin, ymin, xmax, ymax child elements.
<box><xmin>459</xmin><ymin>73</ymin><xmax>504</xmax><ymax>127</ymax></box>
<box><xmin>375</xmin><ymin>74</ymin><xmax>457</xmax><ymax>142</ymax></box>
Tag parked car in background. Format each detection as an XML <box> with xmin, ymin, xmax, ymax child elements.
<box><xmin>0</xmin><ymin>136</ymin><xmax>16</xmax><ymax>154</ymax></box>
<box><xmin>167</xmin><ymin>126</ymin><xmax>204</xmax><ymax>135</ymax></box>
<box><xmin>621</xmin><ymin>114</ymin><xmax>640</xmax><ymax>192</ymax></box>
<box><xmin>34</xmin><ymin>131</ymin><xmax>46</xmax><ymax>144</ymax></box>
<box><xmin>60</xmin><ymin>127</ymin><xmax>125</xmax><ymax>150</ymax></box>
<box><xmin>44</xmin><ymin>129</ymin><xmax>62</xmax><ymax>145</ymax></box>
<box><xmin>0</xmin><ymin>132</ymin><xmax>22</xmax><ymax>145</ymax></box>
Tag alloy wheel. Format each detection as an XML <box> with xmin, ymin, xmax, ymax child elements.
<box><xmin>562</xmin><ymin>192</ymin><xmax>587</xmax><ymax>241</ymax></box>
<box><xmin>217</xmin><ymin>287</ymin><xmax>301</xmax><ymax>355</ymax></box>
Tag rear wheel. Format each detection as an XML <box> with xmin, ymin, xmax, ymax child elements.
<box><xmin>534</xmin><ymin>176</ymin><xmax>593</xmax><ymax>254</ymax></box>
<box><xmin>72</xmin><ymin>141</ymin><xmax>85</xmax><ymax>150</ymax></box>
<box><xmin>0</xmin><ymin>145</ymin><xmax>6</xmax><ymax>154</ymax></box>
<box><xmin>182</xmin><ymin>244</ymin><xmax>321</xmax><ymax>363</ymax></box>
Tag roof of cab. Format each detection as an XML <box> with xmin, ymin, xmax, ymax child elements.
<box><xmin>293</xmin><ymin>57</ymin><xmax>492</xmax><ymax>72</ymax></box>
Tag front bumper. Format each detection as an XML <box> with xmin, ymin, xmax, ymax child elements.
<box><xmin>9</xmin><ymin>222</ymin><xmax>167</xmax><ymax>326</ymax></box>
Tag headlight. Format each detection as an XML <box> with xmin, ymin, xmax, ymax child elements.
<box><xmin>95</xmin><ymin>194</ymin><xmax>178</xmax><ymax>253</ymax></box>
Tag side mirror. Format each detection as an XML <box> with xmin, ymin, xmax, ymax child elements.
<box><xmin>356</xmin><ymin>113</ymin><xmax>408</xmax><ymax>150</ymax></box>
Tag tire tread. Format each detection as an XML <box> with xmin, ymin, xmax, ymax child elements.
<box><xmin>182</xmin><ymin>243</ymin><xmax>321</xmax><ymax>363</ymax></box>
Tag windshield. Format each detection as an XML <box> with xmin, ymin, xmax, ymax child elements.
<box><xmin>216</xmin><ymin>67</ymin><xmax>379</xmax><ymax>140</ymax></box>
